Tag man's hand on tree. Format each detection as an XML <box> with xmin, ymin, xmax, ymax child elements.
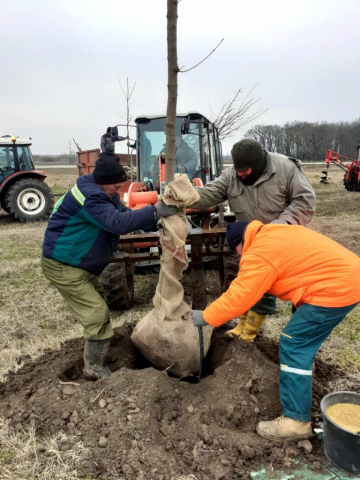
<box><xmin>154</xmin><ymin>201</ymin><xmax>178</xmax><ymax>218</ymax></box>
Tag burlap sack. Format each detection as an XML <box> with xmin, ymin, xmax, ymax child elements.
<box><xmin>131</xmin><ymin>174</ymin><xmax>213</xmax><ymax>377</ymax></box>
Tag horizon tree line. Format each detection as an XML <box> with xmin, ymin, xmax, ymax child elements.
<box><xmin>245</xmin><ymin>119</ymin><xmax>360</xmax><ymax>160</ymax></box>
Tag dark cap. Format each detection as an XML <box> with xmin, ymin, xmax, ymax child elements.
<box><xmin>226</xmin><ymin>221</ymin><xmax>249</xmax><ymax>250</ymax></box>
<box><xmin>231</xmin><ymin>139</ymin><xmax>266</xmax><ymax>185</ymax></box>
<box><xmin>93</xmin><ymin>152</ymin><xmax>127</xmax><ymax>184</ymax></box>
<box><xmin>106</xmin><ymin>126</ymin><xmax>112</xmax><ymax>133</ymax></box>
<box><xmin>231</xmin><ymin>139</ymin><xmax>264</xmax><ymax>168</ymax></box>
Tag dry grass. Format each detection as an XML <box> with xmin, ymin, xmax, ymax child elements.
<box><xmin>0</xmin><ymin>418</ymin><xmax>91</xmax><ymax>480</ymax></box>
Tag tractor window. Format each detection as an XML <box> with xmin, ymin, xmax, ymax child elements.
<box><xmin>0</xmin><ymin>147</ymin><xmax>15</xmax><ymax>181</ymax></box>
<box><xmin>16</xmin><ymin>146</ymin><xmax>33</xmax><ymax>170</ymax></box>
<box><xmin>137</xmin><ymin>117</ymin><xmax>201</xmax><ymax>186</ymax></box>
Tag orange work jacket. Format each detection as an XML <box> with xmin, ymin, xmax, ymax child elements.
<box><xmin>203</xmin><ymin>221</ymin><xmax>360</xmax><ymax>327</ymax></box>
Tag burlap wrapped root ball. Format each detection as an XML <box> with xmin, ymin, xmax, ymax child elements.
<box><xmin>131</xmin><ymin>174</ymin><xmax>213</xmax><ymax>376</ymax></box>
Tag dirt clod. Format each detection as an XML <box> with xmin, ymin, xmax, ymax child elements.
<box><xmin>298</xmin><ymin>439</ymin><xmax>313</xmax><ymax>453</ymax></box>
<box><xmin>98</xmin><ymin>436</ymin><xmax>108</xmax><ymax>448</ymax></box>
<box><xmin>62</xmin><ymin>385</ymin><xmax>76</xmax><ymax>395</ymax></box>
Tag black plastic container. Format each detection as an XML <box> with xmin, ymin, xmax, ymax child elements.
<box><xmin>321</xmin><ymin>391</ymin><xmax>360</xmax><ymax>476</ymax></box>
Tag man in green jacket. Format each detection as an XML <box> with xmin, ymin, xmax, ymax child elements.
<box><xmin>42</xmin><ymin>153</ymin><xmax>177</xmax><ymax>380</ymax></box>
<box><xmin>190</xmin><ymin>139</ymin><xmax>316</xmax><ymax>342</ymax></box>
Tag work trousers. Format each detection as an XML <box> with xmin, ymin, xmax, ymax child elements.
<box><xmin>251</xmin><ymin>293</ymin><xmax>277</xmax><ymax>315</ymax></box>
<box><xmin>279</xmin><ymin>302</ymin><xmax>358</xmax><ymax>422</ymax></box>
<box><xmin>41</xmin><ymin>257</ymin><xmax>113</xmax><ymax>340</ymax></box>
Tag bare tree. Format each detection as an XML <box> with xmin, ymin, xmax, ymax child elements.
<box><xmin>211</xmin><ymin>85</ymin><xmax>270</xmax><ymax>141</ymax></box>
<box><xmin>118</xmin><ymin>77</ymin><xmax>136</xmax><ymax>157</ymax></box>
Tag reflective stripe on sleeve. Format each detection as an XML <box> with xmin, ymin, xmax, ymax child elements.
<box><xmin>280</xmin><ymin>365</ymin><xmax>312</xmax><ymax>376</ymax></box>
<box><xmin>71</xmin><ymin>185</ymin><xmax>85</xmax><ymax>206</ymax></box>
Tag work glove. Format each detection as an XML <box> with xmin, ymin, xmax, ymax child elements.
<box><xmin>191</xmin><ymin>310</ymin><xmax>208</xmax><ymax>327</ymax></box>
<box><xmin>160</xmin><ymin>181</ymin><xmax>166</xmax><ymax>195</ymax></box>
<box><xmin>271</xmin><ymin>219</ymin><xmax>288</xmax><ymax>224</ymax></box>
<box><xmin>154</xmin><ymin>201</ymin><xmax>178</xmax><ymax>218</ymax></box>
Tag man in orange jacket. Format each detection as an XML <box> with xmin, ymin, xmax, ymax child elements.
<box><xmin>191</xmin><ymin>221</ymin><xmax>360</xmax><ymax>441</ymax></box>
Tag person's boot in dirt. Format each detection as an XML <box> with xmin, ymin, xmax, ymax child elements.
<box><xmin>240</xmin><ymin>311</ymin><xmax>267</xmax><ymax>342</ymax></box>
<box><xmin>83</xmin><ymin>339</ymin><xmax>112</xmax><ymax>380</ymax></box>
<box><xmin>225</xmin><ymin>311</ymin><xmax>267</xmax><ymax>341</ymax></box>
<box><xmin>256</xmin><ymin>415</ymin><xmax>312</xmax><ymax>441</ymax></box>
<box><xmin>224</xmin><ymin>313</ymin><xmax>248</xmax><ymax>339</ymax></box>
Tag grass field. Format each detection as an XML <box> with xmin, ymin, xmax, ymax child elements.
<box><xmin>0</xmin><ymin>165</ymin><xmax>359</xmax><ymax>479</ymax></box>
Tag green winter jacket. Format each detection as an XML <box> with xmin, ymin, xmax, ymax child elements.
<box><xmin>190</xmin><ymin>151</ymin><xmax>316</xmax><ymax>225</ymax></box>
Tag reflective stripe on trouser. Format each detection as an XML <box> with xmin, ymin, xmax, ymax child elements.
<box><xmin>251</xmin><ymin>293</ymin><xmax>277</xmax><ymax>315</ymax></box>
<box><xmin>41</xmin><ymin>257</ymin><xmax>113</xmax><ymax>340</ymax></box>
<box><xmin>279</xmin><ymin>302</ymin><xmax>358</xmax><ymax>422</ymax></box>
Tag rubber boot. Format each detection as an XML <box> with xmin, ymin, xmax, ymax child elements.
<box><xmin>240</xmin><ymin>311</ymin><xmax>267</xmax><ymax>343</ymax></box>
<box><xmin>256</xmin><ymin>415</ymin><xmax>312</xmax><ymax>441</ymax></box>
<box><xmin>224</xmin><ymin>313</ymin><xmax>248</xmax><ymax>339</ymax></box>
<box><xmin>83</xmin><ymin>339</ymin><xmax>112</xmax><ymax>380</ymax></box>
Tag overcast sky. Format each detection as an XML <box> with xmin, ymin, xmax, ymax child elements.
<box><xmin>1</xmin><ymin>0</ymin><xmax>359</xmax><ymax>156</ymax></box>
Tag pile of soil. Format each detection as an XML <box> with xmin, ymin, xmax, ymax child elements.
<box><xmin>0</xmin><ymin>324</ymin><xmax>334</xmax><ymax>480</ymax></box>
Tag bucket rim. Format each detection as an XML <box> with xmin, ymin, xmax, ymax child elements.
<box><xmin>321</xmin><ymin>390</ymin><xmax>360</xmax><ymax>437</ymax></box>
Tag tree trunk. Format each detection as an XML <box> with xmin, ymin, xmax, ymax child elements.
<box><xmin>165</xmin><ymin>0</ymin><xmax>178</xmax><ymax>184</ymax></box>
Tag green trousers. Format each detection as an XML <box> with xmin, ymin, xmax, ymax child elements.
<box><xmin>279</xmin><ymin>302</ymin><xmax>358</xmax><ymax>421</ymax></box>
<box><xmin>41</xmin><ymin>257</ymin><xmax>113</xmax><ymax>340</ymax></box>
<box><xmin>251</xmin><ymin>293</ymin><xmax>277</xmax><ymax>315</ymax></box>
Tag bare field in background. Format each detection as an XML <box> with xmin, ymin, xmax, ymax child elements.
<box><xmin>0</xmin><ymin>165</ymin><xmax>359</xmax><ymax>383</ymax></box>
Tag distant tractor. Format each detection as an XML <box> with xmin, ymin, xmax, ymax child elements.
<box><xmin>0</xmin><ymin>136</ymin><xmax>54</xmax><ymax>221</ymax></box>
<box><xmin>320</xmin><ymin>144</ymin><xmax>360</xmax><ymax>192</ymax></box>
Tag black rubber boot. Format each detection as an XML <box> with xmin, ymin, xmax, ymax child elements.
<box><xmin>83</xmin><ymin>339</ymin><xmax>112</xmax><ymax>380</ymax></box>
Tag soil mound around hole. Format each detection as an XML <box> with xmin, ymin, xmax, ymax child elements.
<box><xmin>0</xmin><ymin>324</ymin><xmax>333</xmax><ymax>479</ymax></box>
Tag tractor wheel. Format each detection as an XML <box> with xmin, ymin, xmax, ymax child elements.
<box><xmin>0</xmin><ymin>199</ymin><xmax>10</xmax><ymax>214</ymax></box>
<box><xmin>343</xmin><ymin>171</ymin><xmax>360</xmax><ymax>192</ymax></box>
<box><xmin>100</xmin><ymin>254</ymin><xmax>134</xmax><ymax>310</ymax></box>
<box><xmin>220</xmin><ymin>252</ymin><xmax>240</xmax><ymax>292</ymax></box>
<box><xmin>4</xmin><ymin>178</ymin><xmax>54</xmax><ymax>222</ymax></box>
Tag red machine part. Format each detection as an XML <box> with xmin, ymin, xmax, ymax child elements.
<box><xmin>127</xmin><ymin>182</ymin><xmax>158</xmax><ymax>210</ymax></box>
<box><xmin>325</xmin><ymin>148</ymin><xmax>360</xmax><ymax>182</ymax></box>
<box><xmin>322</xmin><ymin>147</ymin><xmax>360</xmax><ymax>191</ymax></box>
<box><xmin>127</xmin><ymin>177</ymin><xmax>204</xmax><ymax>210</ymax></box>
<box><xmin>325</xmin><ymin>150</ymin><xmax>350</xmax><ymax>168</ymax></box>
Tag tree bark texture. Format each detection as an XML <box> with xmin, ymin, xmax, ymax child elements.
<box><xmin>165</xmin><ymin>0</ymin><xmax>178</xmax><ymax>184</ymax></box>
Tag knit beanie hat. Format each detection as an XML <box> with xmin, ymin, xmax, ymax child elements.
<box><xmin>93</xmin><ymin>152</ymin><xmax>127</xmax><ymax>184</ymax></box>
<box><xmin>226</xmin><ymin>221</ymin><xmax>249</xmax><ymax>250</ymax></box>
<box><xmin>231</xmin><ymin>139</ymin><xmax>266</xmax><ymax>185</ymax></box>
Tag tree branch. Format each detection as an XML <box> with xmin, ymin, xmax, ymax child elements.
<box><xmin>179</xmin><ymin>38</ymin><xmax>224</xmax><ymax>73</ymax></box>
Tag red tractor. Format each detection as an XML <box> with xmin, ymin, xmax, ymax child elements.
<box><xmin>321</xmin><ymin>144</ymin><xmax>360</xmax><ymax>191</ymax></box>
<box><xmin>0</xmin><ymin>135</ymin><xmax>54</xmax><ymax>221</ymax></box>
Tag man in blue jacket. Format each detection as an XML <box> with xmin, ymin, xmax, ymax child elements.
<box><xmin>41</xmin><ymin>152</ymin><xmax>177</xmax><ymax>380</ymax></box>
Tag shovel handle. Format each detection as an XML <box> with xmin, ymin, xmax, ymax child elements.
<box><xmin>198</xmin><ymin>326</ymin><xmax>204</xmax><ymax>383</ymax></box>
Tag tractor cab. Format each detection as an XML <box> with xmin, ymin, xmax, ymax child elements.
<box><xmin>135</xmin><ymin>112</ymin><xmax>223</xmax><ymax>190</ymax></box>
<box><xmin>0</xmin><ymin>136</ymin><xmax>35</xmax><ymax>181</ymax></box>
